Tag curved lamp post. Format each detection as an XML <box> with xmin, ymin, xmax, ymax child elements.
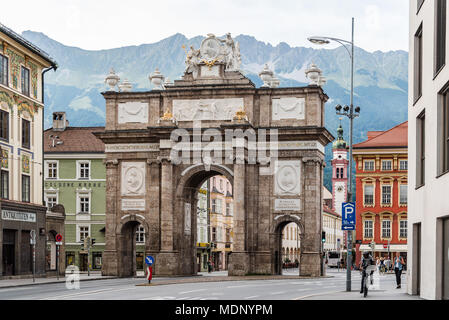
<box><xmin>308</xmin><ymin>17</ymin><xmax>360</xmax><ymax>292</ymax></box>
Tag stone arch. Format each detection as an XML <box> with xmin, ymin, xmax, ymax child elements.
<box><xmin>174</xmin><ymin>163</ymin><xmax>234</xmax><ymax>275</ymax></box>
<box><xmin>271</xmin><ymin>214</ymin><xmax>304</xmax><ymax>275</ymax></box>
<box><xmin>116</xmin><ymin>213</ymin><xmax>150</xmax><ymax>277</ymax></box>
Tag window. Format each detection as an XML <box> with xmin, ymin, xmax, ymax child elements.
<box><xmin>364</xmin><ymin>220</ymin><xmax>373</xmax><ymax>238</ymax></box>
<box><xmin>0</xmin><ymin>54</ymin><xmax>8</xmax><ymax>86</ymax></box>
<box><xmin>46</xmin><ymin>161</ymin><xmax>58</xmax><ymax>179</ymax></box>
<box><xmin>212</xmin><ymin>227</ymin><xmax>217</xmax><ymax>242</ymax></box>
<box><xmin>46</xmin><ymin>194</ymin><xmax>57</xmax><ymax>210</ymax></box>
<box><xmin>435</xmin><ymin>0</ymin><xmax>446</xmax><ymax>75</ymax></box>
<box><xmin>226</xmin><ymin>228</ymin><xmax>231</xmax><ymax>243</ymax></box>
<box><xmin>226</xmin><ymin>202</ymin><xmax>231</xmax><ymax>216</ymax></box>
<box><xmin>79</xmin><ymin>195</ymin><xmax>90</xmax><ymax>214</ymax></box>
<box><xmin>400</xmin><ymin>184</ymin><xmax>408</xmax><ymax>205</ymax></box>
<box><xmin>417</xmin><ymin>0</ymin><xmax>424</xmax><ymax>12</ymax></box>
<box><xmin>22</xmin><ymin>174</ymin><xmax>30</xmax><ymax>202</ymax></box>
<box><xmin>417</xmin><ymin>111</ymin><xmax>426</xmax><ymax>186</ymax></box>
<box><xmin>364</xmin><ymin>184</ymin><xmax>374</xmax><ymax>205</ymax></box>
<box><xmin>441</xmin><ymin>86</ymin><xmax>449</xmax><ymax>174</ymax></box>
<box><xmin>1</xmin><ymin>170</ymin><xmax>8</xmax><ymax>199</ymax></box>
<box><xmin>399</xmin><ymin>160</ymin><xmax>408</xmax><ymax>171</ymax></box>
<box><xmin>211</xmin><ymin>199</ymin><xmax>216</xmax><ymax>213</ymax></box>
<box><xmin>21</xmin><ymin>66</ymin><xmax>30</xmax><ymax>96</ymax></box>
<box><xmin>400</xmin><ymin>220</ymin><xmax>408</xmax><ymax>238</ymax></box>
<box><xmin>78</xmin><ymin>161</ymin><xmax>90</xmax><ymax>179</ymax></box>
<box><xmin>0</xmin><ymin>110</ymin><xmax>9</xmax><ymax>141</ymax></box>
<box><xmin>414</xmin><ymin>23</ymin><xmax>423</xmax><ymax>102</ymax></box>
<box><xmin>381</xmin><ymin>160</ymin><xmax>392</xmax><ymax>171</ymax></box>
<box><xmin>22</xmin><ymin>119</ymin><xmax>30</xmax><ymax>149</ymax></box>
<box><xmin>382</xmin><ymin>220</ymin><xmax>391</xmax><ymax>239</ymax></box>
<box><xmin>216</xmin><ymin>199</ymin><xmax>222</xmax><ymax>214</ymax></box>
<box><xmin>136</xmin><ymin>225</ymin><xmax>145</xmax><ymax>243</ymax></box>
<box><xmin>364</xmin><ymin>160</ymin><xmax>374</xmax><ymax>171</ymax></box>
<box><xmin>382</xmin><ymin>185</ymin><xmax>392</xmax><ymax>205</ymax></box>
<box><xmin>79</xmin><ymin>226</ymin><xmax>89</xmax><ymax>242</ymax></box>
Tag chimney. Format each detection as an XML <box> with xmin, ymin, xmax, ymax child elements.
<box><xmin>52</xmin><ymin>112</ymin><xmax>68</xmax><ymax>131</ymax></box>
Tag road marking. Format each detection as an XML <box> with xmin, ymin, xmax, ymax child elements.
<box><xmin>176</xmin><ymin>297</ymin><xmax>192</xmax><ymax>300</ymax></box>
<box><xmin>179</xmin><ymin>289</ymin><xmax>207</xmax><ymax>294</ymax></box>
<box><xmin>40</xmin><ymin>287</ymin><xmax>136</xmax><ymax>300</ymax></box>
<box><xmin>245</xmin><ymin>295</ymin><xmax>260</xmax><ymax>299</ymax></box>
<box><xmin>297</xmin><ymin>288</ymin><xmax>307</xmax><ymax>291</ymax></box>
<box><xmin>271</xmin><ymin>291</ymin><xmax>286</xmax><ymax>295</ymax></box>
<box><xmin>293</xmin><ymin>290</ymin><xmax>341</xmax><ymax>300</ymax></box>
<box><xmin>140</xmin><ymin>296</ymin><xmax>176</xmax><ymax>300</ymax></box>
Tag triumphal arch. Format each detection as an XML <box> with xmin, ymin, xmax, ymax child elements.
<box><xmin>96</xmin><ymin>33</ymin><xmax>333</xmax><ymax>277</ymax></box>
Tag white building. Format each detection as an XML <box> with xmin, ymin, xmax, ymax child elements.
<box><xmin>408</xmin><ymin>0</ymin><xmax>449</xmax><ymax>300</ymax></box>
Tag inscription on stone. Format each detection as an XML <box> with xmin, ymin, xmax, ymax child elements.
<box><xmin>274</xmin><ymin>199</ymin><xmax>301</xmax><ymax>211</ymax></box>
<box><xmin>121</xmin><ymin>199</ymin><xmax>146</xmax><ymax>211</ymax></box>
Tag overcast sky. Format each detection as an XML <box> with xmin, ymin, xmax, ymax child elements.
<box><xmin>0</xmin><ymin>0</ymin><xmax>409</xmax><ymax>52</ymax></box>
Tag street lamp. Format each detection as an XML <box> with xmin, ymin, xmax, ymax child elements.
<box><xmin>309</xmin><ymin>17</ymin><xmax>358</xmax><ymax>292</ymax></box>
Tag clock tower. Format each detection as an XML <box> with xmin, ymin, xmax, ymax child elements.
<box><xmin>331</xmin><ymin>123</ymin><xmax>349</xmax><ymax>215</ymax></box>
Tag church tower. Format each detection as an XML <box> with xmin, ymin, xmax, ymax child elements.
<box><xmin>331</xmin><ymin>122</ymin><xmax>349</xmax><ymax>215</ymax></box>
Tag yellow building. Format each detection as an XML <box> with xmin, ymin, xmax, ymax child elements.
<box><xmin>0</xmin><ymin>23</ymin><xmax>57</xmax><ymax>277</ymax></box>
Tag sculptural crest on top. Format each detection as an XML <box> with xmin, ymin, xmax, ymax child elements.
<box><xmin>184</xmin><ymin>33</ymin><xmax>242</xmax><ymax>77</ymax></box>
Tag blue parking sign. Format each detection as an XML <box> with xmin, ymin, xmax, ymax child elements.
<box><xmin>342</xmin><ymin>202</ymin><xmax>356</xmax><ymax>230</ymax></box>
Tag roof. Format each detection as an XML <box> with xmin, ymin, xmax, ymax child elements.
<box><xmin>44</xmin><ymin>127</ymin><xmax>105</xmax><ymax>153</ymax></box>
<box><xmin>323</xmin><ymin>186</ymin><xmax>332</xmax><ymax>200</ymax></box>
<box><xmin>0</xmin><ymin>23</ymin><xmax>58</xmax><ymax>69</ymax></box>
<box><xmin>353</xmin><ymin>121</ymin><xmax>408</xmax><ymax>149</ymax></box>
<box><xmin>323</xmin><ymin>204</ymin><xmax>340</xmax><ymax>218</ymax></box>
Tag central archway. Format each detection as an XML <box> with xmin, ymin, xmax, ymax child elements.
<box><xmin>175</xmin><ymin>164</ymin><xmax>234</xmax><ymax>275</ymax></box>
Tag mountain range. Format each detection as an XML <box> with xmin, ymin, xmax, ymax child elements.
<box><xmin>21</xmin><ymin>31</ymin><xmax>409</xmax><ymax>194</ymax></box>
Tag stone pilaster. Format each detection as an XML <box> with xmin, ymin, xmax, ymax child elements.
<box><xmin>102</xmin><ymin>159</ymin><xmax>119</xmax><ymax>276</ymax></box>
<box><xmin>228</xmin><ymin>163</ymin><xmax>249</xmax><ymax>275</ymax></box>
<box><xmin>300</xmin><ymin>157</ymin><xmax>324</xmax><ymax>277</ymax></box>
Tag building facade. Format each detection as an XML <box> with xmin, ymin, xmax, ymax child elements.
<box><xmin>352</xmin><ymin>122</ymin><xmax>408</xmax><ymax>265</ymax></box>
<box><xmin>0</xmin><ymin>23</ymin><xmax>57</xmax><ymax>277</ymax></box>
<box><xmin>196</xmin><ymin>182</ymin><xmax>209</xmax><ymax>272</ymax></box>
<box><xmin>408</xmin><ymin>0</ymin><xmax>449</xmax><ymax>300</ymax></box>
<box><xmin>209</xmin><ymin>175</ymin><xmax>233</xmax><ymax>271</ymax></box>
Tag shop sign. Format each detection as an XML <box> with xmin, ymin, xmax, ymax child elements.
<box><xmin>1</xmin><ymin>210</ymin><xmax>36</xmax><ymax>223</ymax></box>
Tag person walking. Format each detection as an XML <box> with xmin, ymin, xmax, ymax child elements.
<box><xmin>393</xmin><ymin>253</ymin><xmax>405</xmax><ymax>288</ymax></box>
<box><xmin>207</xmin><ymin>259</ymin><xmax>212</xmax><ymax>273</ymax></box>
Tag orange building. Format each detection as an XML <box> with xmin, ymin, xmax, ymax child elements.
<box><xmin>353</xmin><ymin>121</ymin><xmax>408</xmax><ymax>265</ymax></box>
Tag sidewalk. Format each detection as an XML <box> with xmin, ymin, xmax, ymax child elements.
<box><xmin>0</xmin><ymin>272</ymin><xmax>117</xmax><ymax>289</ymax></box>
<box><xmin>296</xmin><ymin>286</ymin><xmax>422</xmax><ymax>300</ymax></box>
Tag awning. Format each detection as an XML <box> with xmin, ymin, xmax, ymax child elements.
<box><xmin>359</xmin><ymin>244</ymin><xmax>408</xmax><ymax>252</ymax></box>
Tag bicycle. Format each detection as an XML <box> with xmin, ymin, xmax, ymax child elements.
<box><xmin>360</xmin><ymin>265</ymin><xmax>376</xmax><ymax>298</ymax></box>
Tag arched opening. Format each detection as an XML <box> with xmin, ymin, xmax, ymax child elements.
<box><xmin>176</xmin><ymin>165</ymin><xmax>234</xmax><ymax>276</ymax></box>
<box><xmin>119</xmin><ymin>220</ymin><xmax>142</xmax><ymax>277</ymax></box>
<box><xmin>46</xmin><ymin>230</ymin><xmax>57</xmax><ymax>271</ymax></box>
<box><xmin>273</xmin><ymin>218</ymin><xmax>303</xmax><ymax>275</ymax></box>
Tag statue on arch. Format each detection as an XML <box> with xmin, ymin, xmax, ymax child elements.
<box><xmin>184</xmin><ymin>45</ymin><xmax>201</xmax><ymax>77</ymax></box>
<box><xmin>218</xmin><ymin>33</ymin><xmax>241</xmax><ymax>71</ymax></box>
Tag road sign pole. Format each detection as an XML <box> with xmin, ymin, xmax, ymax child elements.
<box><xmin>32</xmin><ymin>243</ymin><xmax>35</xmax><ymax>283</ymax></box>
<box><xmin>87</xmin><ymin>237</ymin><xmax>91</xmax><ymax>277</ymax></box>
<box><xmin>56</xmin><ymin>244</ymin><xmax>60</xmax><ymax>280</ymax></box>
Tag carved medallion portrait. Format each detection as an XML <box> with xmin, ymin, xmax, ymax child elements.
<box><xmin>121</xmin><ymin>162</ymin><xmax>145</xmax><ymax>196</ymax></box>
<box><xmin>274</xmin><ymin>160</ymin><xmax>301</xmax><ymax>195</ymax></box>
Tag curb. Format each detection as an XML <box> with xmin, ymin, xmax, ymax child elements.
<box><xmin>0</xmin><ymin>276</ymin><xmax>118</xmax><ymax>289</ymax></box>
<box><xmin>136</xmin><ymin>275</ymin><xmax>333</xmax><ymax>287</ymax></box>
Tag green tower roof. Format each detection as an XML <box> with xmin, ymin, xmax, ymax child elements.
<box><xmin>333</xmin><ymin>124</ymin><xmax>347</xmax><ymax>149</ymax></box>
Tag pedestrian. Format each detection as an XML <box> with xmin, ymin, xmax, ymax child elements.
<box><xmin>385</xmin><ymin>257</ymin><xmax>391</xmax><ymax>272</ymax></box>
<box><xmin>207</xmin><ymin>259</ymin><xmax>212</xmax><ymax>273</ymax></box>
<box><xmin>376</xmin><ymin>256</ymin><xmax>381</xmax><ymax>272</ymax></box>
<box><xmin>393</xmin><ymin>253</ymin><xmax>405</xmax><ymax>288</ymax></box>
<box><xmin>380</xmin><ymin>257</ymin><xmax>385</xmax><ymax>274</ymax></box>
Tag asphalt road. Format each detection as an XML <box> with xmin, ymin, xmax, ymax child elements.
<box><xmin>0</xmin><ymin>268</ymin><xmax>406</xmax><ymax>300</ymax></box>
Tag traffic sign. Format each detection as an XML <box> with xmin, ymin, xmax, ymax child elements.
<box><xmin>30</xmin><ymin>230</ymin><xmax>36</xmax><ymax>245</ymax></box>
<box><xmin>383</xmin><ymin>244</ymin><xmax>388</xmax><ymax>249</ymax></box>
<box><xmin>56</xmin><ymin>241</ymin><xmax>62</xmax><ymax>246</ymax></box>
<box><xmin>55</xmin><ymin>233</ymin><xmax>62</xmax><ymax>242</ymax></box>
<box><xmin>145</xmin><ymin>255</ymin><xmax>154</xmax><ymax>266</ymax></box>
<box><xmin>146</xmin><ymin>266</ymin><xmax>153</xmax><ymax>283</ymax></box>
<box><xmin>341</xmin><ymin>202</ymin><xmax>356</xmax><ymax>230</ymax></box>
